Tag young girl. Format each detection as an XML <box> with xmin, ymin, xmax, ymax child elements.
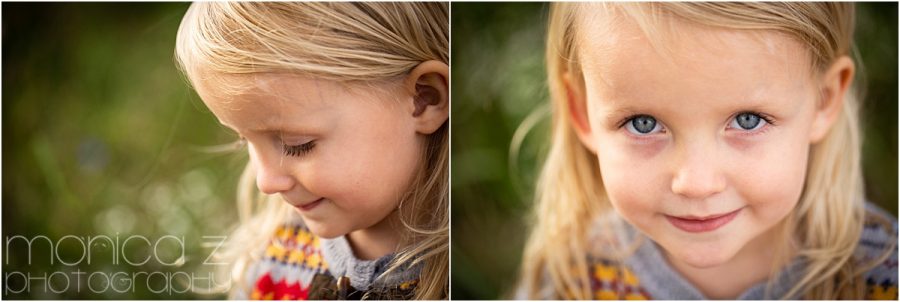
<box><xmin>174</xmin><ymin>3</ymin><xmax>448</xmax><ymax>300</ymax></box>
<box><xmin>517</xmin><ymin>3</ymin><xmax>897</xmax><ymax>300</ymax></box>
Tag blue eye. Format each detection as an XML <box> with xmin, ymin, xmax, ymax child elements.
<box><xmin>730</xmin><ymin>112</ymin><xmax>767</xmax><ymax>131</ymax></box>
<box><xmin>625</xmin><ymin>115</ymin><xmax>663</xmax><ymax>135</ymax></box>
<box><xmin>283</xmin><ymin>141</ymin><xmax>316</xmax><ymax>157</ymax></box>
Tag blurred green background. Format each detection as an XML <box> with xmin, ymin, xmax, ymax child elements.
<box><xmin>3</xmin><ymin>3</ymin><xmax>242</xmax><ymax>299</ymax></box>
<box><xmin>450</xmin><ymin>2</ymin><xmax>898</xmax><ymax>299</ymax></box>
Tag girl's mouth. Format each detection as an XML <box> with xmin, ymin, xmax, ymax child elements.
<box><xmin>665</xmin><ymin>208</ymin><xmax>743</xmax><ymax>233</ymax></box>
<box><xmin>296</xmin><ymin>198</ymin><xmax>325</xmax><ymax>211</ymax></box>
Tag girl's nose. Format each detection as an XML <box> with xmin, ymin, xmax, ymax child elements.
<box><xmin>670</xmin><ymin>143</ymin><xmax>726</xmax><ymax>200</ymax></box>
<box><xmin>256</xmin><ymin>164</ymin><xmax>295</xmax><ymax>195</ymax></box>
<box><xmin>250</xmin><ymin>146</ymin><xmax>295</xmax><ymax>195</ymax></box>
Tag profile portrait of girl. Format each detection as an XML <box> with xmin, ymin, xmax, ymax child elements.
<box><xmin>175</xmin><ymin>2</ymin><xmax>449</xmax><ymax>300</ymax></box>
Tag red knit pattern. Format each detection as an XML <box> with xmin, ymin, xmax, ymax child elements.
<box><xmin>251</xmin><ymin>272</ymin><xmax>310</xmax><ymax>300</ymax></box>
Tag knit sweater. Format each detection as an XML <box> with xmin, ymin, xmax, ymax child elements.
<box><xmin>518</xmin><ymin>203</ymin><xmax>898</xmax><ymax>300</ymax></box>
<box><xmin>234</xmin><ymin>214</ymin><xmax>419</xmax><ymax>300</ymax></box>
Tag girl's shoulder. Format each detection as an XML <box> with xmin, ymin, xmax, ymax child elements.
<box><xmin>859</xmin><ymin>203</ymin><xmax>898</xmax><ymax>300</ymax></box>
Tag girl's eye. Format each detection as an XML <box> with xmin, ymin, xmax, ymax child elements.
<box><xmin>730</xmin><ymin>112</ymin><xmax>767</xmax><ymax>131</ymax></box>
<box><xmin>624</xmin><ymin>115</ymin><xmax>663</xmax><ymax>135</ymax></box>
<box><xmin>283</xmin><ymin>141</ymin><xmax>316</xmax><ymax>157</ymax></box>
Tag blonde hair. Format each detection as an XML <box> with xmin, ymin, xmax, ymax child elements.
<box><xmin>174</xmin><ymin>2</ymin><xmax>448</xmax><ymax>299</ymax></box>
<box><xmin>519</xmin><ymin>2</ymin><xmax>890</xmax><ymax>299</ymax></box>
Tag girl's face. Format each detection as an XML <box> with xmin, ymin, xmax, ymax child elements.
<box><xmin>195</xmin><ymin>74</ymin><xmax>422</xmax><ymax>240</ymax></box>
<box><xmin>571</xmin><ymin>17</ymin><xmax>842</xmax><ymax>268</ymax></box>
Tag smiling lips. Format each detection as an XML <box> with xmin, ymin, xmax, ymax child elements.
<box><xmin>295</xmin><ymin>198</ymin><xmax>324</xmax><ymax>211</ymax></box>
<box><xmin>665</xmin><ymin>208</ymin><xmax>743</xmax><ymax>233</ymax></box>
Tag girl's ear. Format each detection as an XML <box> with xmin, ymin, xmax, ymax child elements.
<box><xmin>405</xmin><ymin>60</ymin><xmax>449</xmax><ymax>134</ymax></box>
<box><xmin>810</xmin><ymin>56</ymin><xmax>854</xmax><ymax>143</ymax></box>
<box><xmin>565</xmin><ymin>72</ymin><xmax>598</xmax><ymax>153</ymax></box>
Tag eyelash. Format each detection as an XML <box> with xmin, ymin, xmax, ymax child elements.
<box><xmin>283</xmin><ymin>141</ymin><xmax>316</xmax><ymax>157</ymax></box>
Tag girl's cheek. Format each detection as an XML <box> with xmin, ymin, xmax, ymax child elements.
<box><xmin>730</xmin><ymin>139</ymin><xmax>808</xmax><ymax>212</ymax></box>
<box><xmin>293</xmin><ymin>160</ymin><xmax>335</xmax><ymax>198</ymax></box>
<box><xmin>309</xmin><ymin>161</ymin><xmax>356</xmax><ymax>203</ymax></box>
<box><xmin>597</xmin><ymin>147</ymin><xmax>666</xmax><ymax>219</ymax></box>
<box><xmin>597</xmin><ymin>136</ymin><xmax>665</xmax><ymax>190</ymax></box>
<box><xmin>604</xmin><ymin>177</ymin><xmax>661</xmax><ymax>232</ymax></box>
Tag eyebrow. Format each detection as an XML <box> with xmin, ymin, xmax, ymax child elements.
<box><xmin>600</xmin><ymin>106</ymin><xmax>648</xmax><ymax>127</ymax></box>
<box><xmin>218</xmin><ymin>120</ymin><xmax>311</xmax><ymax>137</ymax></box>
<box><xmin>605</xmin><ymin>106</ymin><xmax>644</xmax><ymax>117</ymax></box>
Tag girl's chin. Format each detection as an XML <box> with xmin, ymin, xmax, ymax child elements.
<box><xmin>661</xmin><ymin>241</ymin><xmax>741</xmax><ymax>269</ymax></box>
<box><xmin>675</xmin><ymin>253</ymin><xmax>732</xmax><ymax>268</ymax></box>
<box><xmin>303</xmin><ymin>222</ymin><xmax>348</xmax><ymax>239</ymax></box>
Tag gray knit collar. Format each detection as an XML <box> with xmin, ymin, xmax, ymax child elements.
<box><xmin>319</xmin><ymin>235</ymin><xmax>420</xmax><ymax>290</ymax></box>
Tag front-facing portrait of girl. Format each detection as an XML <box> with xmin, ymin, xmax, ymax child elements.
<box><xmin>174</xmin><ymin>2</ymin><xmax>448</xmax><ymax>300</ymax></box>
<box><xmin>517</xmin><ymin>3</ymin><xmax>897</xmax><ymax>300</ymax></box>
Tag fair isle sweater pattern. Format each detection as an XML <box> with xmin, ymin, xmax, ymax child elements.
<box><xmin>860</xmin><ymin>209</ymin><xmax>899</xmax><ymax>300</ymax></box>
<box><xmin>589</xmin><ymin>259</ymin><xmax>653</xmax><ymax>300</ymax></box>
<box><xmin>240</xmin><ymin>221</ymin><xmax>419</xmax><ymax>300</ymax></box>
<box><xmin>250</xmin><ymin>223</ymin><xmax>328</xmax><ymax>300</ymax></box>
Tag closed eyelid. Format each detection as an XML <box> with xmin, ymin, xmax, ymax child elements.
<box><xmin>282</xmin><ymin>140</ymin><xmax>316</xmax><ymax>157</ymax></box>
<box><xmin>278</xmin><ymin>132</ymin><xmax>316</xmax><ymax>145</ymax></box>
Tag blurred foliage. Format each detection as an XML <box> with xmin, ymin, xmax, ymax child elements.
<box><xmin>451</xmin><ymin>2</ymin><xmax>897</xmax><ymax>299</ymax></box>
<box><xmin>3</xmin><ymin>3</ymin><xmax>245</xmax><ymax>299</ymax></box>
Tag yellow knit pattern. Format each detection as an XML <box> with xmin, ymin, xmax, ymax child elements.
<box><xmin>590</xmin><ymin>261</ymin><xmax>651</xmax><ymax>300</ymax></box>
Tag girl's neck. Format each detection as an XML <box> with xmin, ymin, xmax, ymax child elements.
<box><xmin>346</xmin><ymin>209</ymin><xmax>402</xmax><ymax>261</ymax></box>
<box><xmin>664</xmin><ymin>223</ymin><xmax>795</xmax><ymax>299</ymax></box>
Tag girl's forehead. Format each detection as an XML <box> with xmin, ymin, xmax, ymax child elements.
<box><xmin>196</xmin><ymin>72</ymin><xmax>303</xmax><ymax>100</ymax></box>
<box><xmin>574</xmin><ymin>10</ymin><xmax>814</xmax><ymax>103</ymax></box>
<box><xmin>191</xmin><ymin>70</ymin><xmax>405</xmax><ymax>133</ymax></box>
<box><xmin>194</xmin><ymin>70</ymin><xmax>401</xmax><ymax>108</ymax></box>
<box><xmin>190</xmin><ymin>72</ymin><xmax>334</xmax><ymax>131</ymax></box>
<box><xmin>576</xmin><ymin>9</ymin><xmax>809</xmax><ymax>71</ymax></box>
<box><xmin>194</xmin><ymin>72</ymin><xmax>344</xmax><ymax>112</ymax></box>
